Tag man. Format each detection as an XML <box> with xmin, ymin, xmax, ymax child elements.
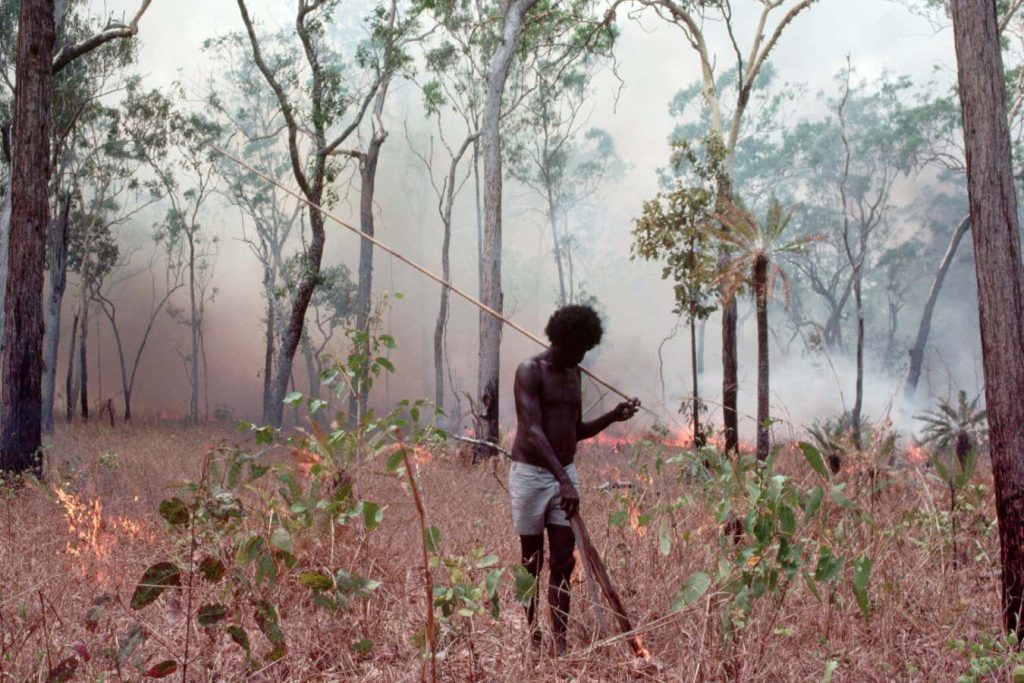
<box><xmin>510</xmin><ymin>304</ymin><xmax>640</xmax><ymax>655</ymax></box>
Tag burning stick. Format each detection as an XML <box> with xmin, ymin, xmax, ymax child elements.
<box><xmin>569</xmin><ymin>513</ymin><xmax>652</xmax><ymax>660</ymax></box>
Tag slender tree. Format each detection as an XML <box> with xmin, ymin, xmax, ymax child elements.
<box><xmin>950</xmin><ymin>0</ymin><xmax>1024</xmax><ymax>637</ymax></box>
<box><xmin>612</xmin><ymin>0</ymin><xmax>819</xmax><ymax>451</ymax></box>
<box><xmin>714</xmin><ymin>198</ymin><xmax>811</xmax><ymax>460</ymax></box>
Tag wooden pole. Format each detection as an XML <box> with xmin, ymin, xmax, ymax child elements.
<box><xmin>212</xmin><ymin>146</ymin><xmax>632</xmax><ymax>400</ymax></box>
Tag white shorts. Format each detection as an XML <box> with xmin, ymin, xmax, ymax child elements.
<box><xmin>508</xmin><ymin>461</ymin><xmax>579</xmax><ymax>536</ymax></box>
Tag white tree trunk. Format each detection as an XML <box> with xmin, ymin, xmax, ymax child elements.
<box><xmin>476</xmin><ymin>0</ymin><xmax>538</xmax><ymax>459</ymax></box>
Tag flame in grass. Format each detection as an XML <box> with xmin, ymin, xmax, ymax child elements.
<box><xmin>630</xmin><ymin>633</ymin><xmax>653</xmax><ymax>660</ymax></box>
<box><xmin>53</xmin><ymin>487</ymin><xmax>152</xmax><ymax>585</ymax></box>
<box><xmin>628</xmin><ymin>499</ymin><xmax>646</xmax><ymax>538</ymax></box>
<box><xmin>906</xmin><ymin>443</ymin><xmax>929</xmax><ymax>465</ymax></box>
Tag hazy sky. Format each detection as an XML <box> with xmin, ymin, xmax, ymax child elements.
<box><xmin>80</xmin><ymin>0</ymin><xmax>968</xmax><ymax>436</ymax></box>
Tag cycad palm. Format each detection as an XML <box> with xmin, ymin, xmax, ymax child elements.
<box><xmin>916</xmin><ymin>390</ymin><xmax>988</xmax><ymax>468</ymax></box>
<box><xmin>713</xmin><ymin>198</ymin><xmax>815</xmax><ymax>460</ymax></box>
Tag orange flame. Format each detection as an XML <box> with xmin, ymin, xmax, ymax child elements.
<box><xmin>628</xmin><ymin>499</ymin><xmax>645</xmax><ymax>538</ymax></box>
<box><xmin>907</xmin><ymin>444</ymin><xmax>929</xmax><ymax>465</ymax></box>
<box><xmin>630</xmin><ymin>634</ymin><xmax>652</xmax><ymax>660</ymax></box>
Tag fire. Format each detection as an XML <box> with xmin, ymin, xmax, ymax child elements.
<box><xmin>628</xmin><ymin>499</ymin><xmax>645</xmax><ymax>538</ymax></box>
<box><xmin>906</xmin><ymin>443</ymin><xmax>929</xmax><ymax>465</ymax></box>
<box><xmin>629</xmin><ymin>634</ymin><xmax>653</xmax><ymax>660</ymax></box>
<box><xmin>53</xmin><ymin>487</ymin><xmax>152</xmax><ymax>585</ymax></box>
<box><xmin>412</xmin><ymin>444</ymin><xmax>433</xmax><ymax>466</ymax></box>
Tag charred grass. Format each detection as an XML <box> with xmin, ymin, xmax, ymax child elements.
<box><xmin>0</xmin><ymin>420</ymin><xmax>1007</xmax><ymax>681</ymax></box>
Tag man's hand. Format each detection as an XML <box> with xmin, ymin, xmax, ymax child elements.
<box><xmin>611</xmin><ymin>397</ymin><xmax>641</xmax><ymax>422</ymax></box>
<box><xmin>558</xmin><ymin>479</ymin><xmax>579</xmax><ymax>519</ymax></box>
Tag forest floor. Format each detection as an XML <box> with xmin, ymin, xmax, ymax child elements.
<box><xmin>0</xmin><ymin>420</ymin><xmax>1011</xmax><ymax>681</ymax></box>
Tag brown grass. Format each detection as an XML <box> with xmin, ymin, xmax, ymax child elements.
<box><xmin>0</xmin><ymin>420</ymin><xmax>1009</xmax><ymax>681</ymax></box>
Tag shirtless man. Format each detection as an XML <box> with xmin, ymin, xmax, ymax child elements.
<box><xmin>510</xmin><ymin>304</ymin><xmax>641</xmax><ymax>655</ymax></box>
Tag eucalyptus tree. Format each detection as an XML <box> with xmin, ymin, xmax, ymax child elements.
<box><xmin>203</xmin><ymin>32</ymin><xmax>304</xmax><ymax>424</ymax></box>
<box><xmin>59</xmin><ymin>103</ymin><xmax>157</xmax><ymax>425</ymax></box>
<box><xmin>235</xmin><ymin>0</ymin><xmax>419</xmax><ymax>428</ymax></box>
<box><xmin>421</xmin><ymin>0</ymin><xmax>616</xmax><ymax>457</ymax></box>
<box><xmin>1</xmin><ymin>0</ymin><xmax>152</xmax><ymax>474</ymax></box>
<box><xmin>611</xmin><ymin>0</ymin><xmax>819</xmax><ymax>452</ymax></box>
<box><xmin>505</xmin><ymin>59</ymin><xmax>623</xmax><ymax>307</ymax></box>
<box><xmin>899</xmin><ymin>0</ymin><xmax>1024</xmax><ymax>401</ymax></box>
<box><xmin>951</xmin><ymin>0</ymin><xmax>1024</xmax><ymax>638</ymax></box>
<box><xmin>120</xmin><ymin>81</ymin><xmax>223</xmax><ymax>424</ymax></box>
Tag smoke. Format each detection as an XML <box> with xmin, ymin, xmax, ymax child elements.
<box><xmin>54</xmin><ymin>0</ymin><xmax>984</xmax><ymax>445</ymax></box>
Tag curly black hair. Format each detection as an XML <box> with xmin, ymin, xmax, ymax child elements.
<box><xmin>545</xmin><ymin>304</ymin><xmax>603</xmax><ymax>351</ymax></box>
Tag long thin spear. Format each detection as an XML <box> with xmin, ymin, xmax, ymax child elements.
<box><xmin>212</xmin><ymin>145</ymin><xmax>632</xmax><ymax>400</ymax></box>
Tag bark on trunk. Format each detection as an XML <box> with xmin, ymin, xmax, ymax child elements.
<box><xmin>905</xmin><ymin>214</ymin><xmax>971</xmax><ymax>402</ymax></box>
<box><xmin>0</xmin><ymin>174</ymin><xmax>10</xmax><ymax>358</ymax></box>
<box><xmin>301</xmin><ymin>328</ymin><xmax>319</xmax><ymax>402</ymax></box>
<box><xmin>476</xmin><ymin>0</ymin><xmax>539</xmax><ymax>460</ymax></box>
<box><xmin>64</xmin><ymin>310</ymin><xmax>77</xmax><ymax>422</ymax></box>
<box><xmin>951</xmin><ymin>0</ymin><xmax>1024</xmax><ymax>637</ymax></box>
<box><xmin>851</xmin><ymin>271</ymin><xmax>863</xmax><ymax>450</ymax></box>
<box><xmin>187</xmin><ymin>235</ymin><xmax>199</xmax><ymax>423</ymax></box>
<box><xmin>754</xmin><ymin>255</ymin><xmax>770</xmax><ymax>461</ymax></box>
<box><xmin>260</xmin><ymin>272</ymin><xmax>276</xmax><ymax>424</ymax></box>
<box><xmin>690</xmin><ymin>304</ymin><xmax>704</xmax><ymax>449</ymax></box>
<box><xmin>348</xmin><ymin>124</ymin><xmax>386</xmax><ymax>429</ymax></box>
<box><xmin>77</xmin><ymin>311</ymin><xmax>88</xmax><ymax>419</ymax></box>
<box><xmin>1</xmin><ymin>0</ymin><xmax>55</xmax><ymax>474</ymax></box>
<box><xmin>41</xmin><ymin>191</ymin><xmax>70</xmax><ymax>433</ymax></box>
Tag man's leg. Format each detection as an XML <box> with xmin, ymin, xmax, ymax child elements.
<box><xmin>520</xmin><ymin>534</ymin><xmax>544</xmax><ymax>644</ymax></box>
<box><xmin>546</xmin><ymin>523</ymin><xmax>576</xmax><ymax>655</ymax></box>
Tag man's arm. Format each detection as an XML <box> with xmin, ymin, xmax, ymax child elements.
<box><xmin>514</xmin><ymin>361</ymin><xmax>579</xmax><ymax>517</ymax></box>
<box><xmin>577</xmin><ymin>396</ymin><xmax>641</xmax><ymax>441</ymax></box>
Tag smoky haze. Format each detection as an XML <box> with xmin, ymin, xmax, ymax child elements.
<box><xmin>52</xmin><ymin>0</ymin><xmax>982</xmax><ymax>443</ymax></box>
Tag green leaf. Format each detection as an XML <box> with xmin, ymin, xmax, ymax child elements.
<box><xmin>270</xmin><ymin>527</ymin><xmax>293</xmax><ymax>555</ymax></box>
<box><xmin>814</xmin><ymin>547</ymin><xmax>843</xmax><ymax>583</ymax></box>
<box><xmin>283</xmin><ymin>391</ymin><xmax>304</xmax><ymax>406</ymax></box>
<box><xmin>117</xmin><ymin>624</ymin><xmax>146</xmax><ymax>663</ymax></box>
<box><xmin>308</xmin><ymin>399</ymin><xmax>328</xmax><ymax>414</ymax></box>
<box><xmin>672</xmin><ymin>572</ymin><xmax>711</xmax><ymax>611</ymax></box>
<box><xmin>253</xmin><ymin>425</ymin><xmax>275</xmax><ymax>445</ymax></box>
<box><xmin>424</xmin><ymin>526</ymin><xmax>441</xmax><ymax>553</ymax></box>
<box><xmin>779</xmin><ymin>505</ymin><xmax>796</xmax><ymax>536</ymax></box>
<box><xmin>386</xmin><ymin>448</ymin><xmax>406</xmax><ymax>472</ymax></box>
<box><xmin>829</xmin><ymin>484</ymin><xmax>856</xmax><ymax>509</ymax></box>
<box><xmin>145</xmin><ymin>660</ymin><xmax>178</xmax><ymax>678</ymax></box>
<box><xmin>158</xmin><ymin>498</ymin><xmax>189</xmax><ymax>526</ymax></box>
<box><xmin>852</xmin><ymin>555</ymin><xmax>872</xmax><ymax>618</ymax></box>
<box><xmin>254</xmin><ymin>600</ymin><xmax>284</xmax><ymax>645</ymax></box>
<box><xmin>803</xmin><ymin>486</ymin><xmax>824</xmax><ymax>522</ymax></box>
<box><xmin>609</xmin><ymin>509</ymin><xmax>628</xmax><ymax>526</ymax></box>
<box><xmin>299</xmin><ymin>572</ymin><xmax>334</xmax><ymax>591</ymax></box>
<box><xmin>227</xmin><ymin>624</ymin><xmax>251</xmax><ymax>654</ymax></box>
<box><xmin>376</xmin><ymin>357</ymin><xmax>395</xmax><ymax>373</ymax></box>
<box><xmin>131</xmin><ymin>562</ymin><xmax>181</xmax><ymax>609</ymax></box>
<box><xmin>799</xmin><ymin>442</ymin><xmax>829</xmax><ymax>479</ymax></box>
<box><xmin>240</xmin><ymin>535</ymin><xmax>266</xmax><ymax>564</ymax></box>
<box><xmin>379</xmin><ymin>334</ymin><xmax>397</xmax><ymax>349</ymax></box>
<box><xmin>659</xmin><ymin>523</ymin><xmax>672</xmax><ymax>556</ymax></box>
<box><xmin>362</xmin><ymin>501</ymin><xmax>383</xmax><ymax>532</ymax></box>
<box><xmin>198</xmin><ymin>556</ymin><xmax>225</xmax><ymax>583</ymax></box>
<box><xmin>514</xmin><ymin>566</ymin><xmax>537</xmax><ymax>604</ymax></box>
<box><xmin>475</xmin><ymin>553</ymin><xmax>499</xmax><ymax>569</ymax></box>
<box><xmin>352</xmin><ymin>638</ymin><xmax>374</xmax><ymax>654</ymax></box>
<box><xmin>197</xmin><ymin>603</ymin><xmax>228</xmax><ymax>626</ymax></box>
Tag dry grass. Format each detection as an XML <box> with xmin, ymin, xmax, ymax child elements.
<box><xmin>0</xmin><ymin>419</ymin><xmax>1010</xmax><ymax>681</ymax></box>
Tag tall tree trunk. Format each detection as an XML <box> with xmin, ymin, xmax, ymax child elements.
<box><xmin>717</xmin><ymin>176</ymin><xmax>739</xmax><ymax>453</ymax></box>
<box><xmin>951</xmin><ymin>0</ymin><xmax>1024</xmax><ymax>637</ymax></box>
<box><xmin>41</xmin><ymin>191</ymin><xmax>70</xmax><ymax>433</ymax></box>
<box><xmin>547</xmin><ymin>203</ymin><xmax>567</xmax><ymax>306</ymax></box>
<box><xmin>0</xmin><ymin>174</ymin><xmax>10</xmax><ymax>359</ymax></box>
<box><xmin>187</xmin><ymin>235</ymin><xmax>199</xmax><ymax>423</ymax></box>
<box><xmin>77</xmin><ymin>311</ymin><xmax>88</xmax><ymax>419</ymax></box>
<box><xmin>348</xmin><ymin>122</ymin><xmax>386</xmax><ymax>429</ymax></box>
<box><xmin>905</xmin><ymin>214</ymin><xmax>971</xmax><ymax>402</ymax></box>
<box><xmin>476</xmin><ymin>0</ymin><xmax>538</xmax><ymax>460</ymax></box>
<box><xmin>64</xmin><ymin>311</ymin><xmax>77</xmax><ymax>422</ymax></box>
<box><xmin>754</xmin><ymin>255</ymin><xmax>770</xmax><ymax>461</ymax></box>
<box><xmin>1</xmin><ymin>0</ymin><xmax>54</xmax><ymax>475</ymax></box>
<box><xmin>690</xmin><ymin>303</ymin><xmax>704</xmax><ymax>449</ymax></box>
<box><xmin>301</xmin><ymin>328</ymin><xmax>319</xmax><ymax>402</ymax></box>
<box><xmin>261</xmin><ymin>271</ymin><xmax>276</xmax><ymax>424</ymax></box>
<box><xmin>435</xmin><ymin>135</ymin><xmax>477</xmax><ymax>420</ymax></box>
<box><xmin>851</xmin><ymin>271</ymin><xmax>863</xmax><ymax>450</ymax></box>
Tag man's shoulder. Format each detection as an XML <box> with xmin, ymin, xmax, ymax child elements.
<box><xmin>516</xmin><ymin>354</ymin><xmax>546</xmax><ymax>374</ymax></box>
